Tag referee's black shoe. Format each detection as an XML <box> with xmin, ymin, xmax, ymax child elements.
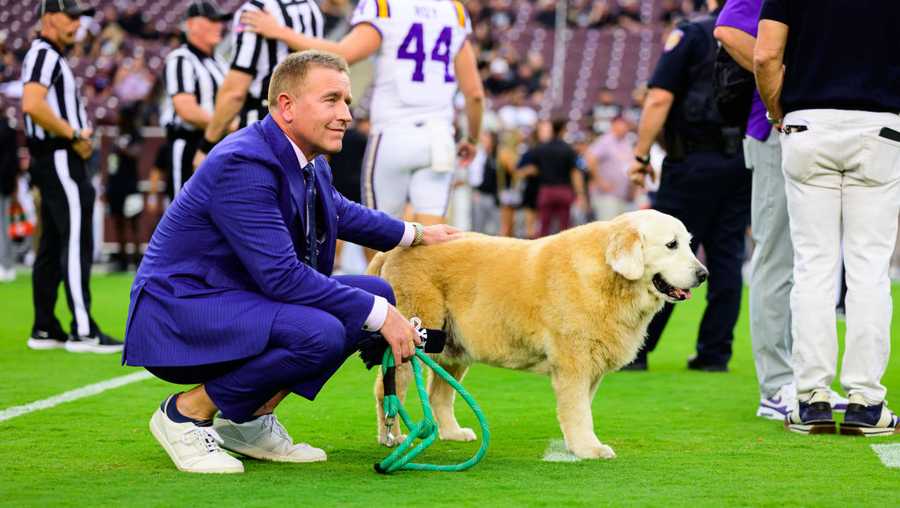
<box><xmin>27</xmin><ymin>328</ymin><xmax>69</xmax><ymax>350</ymax></box>
<box><xmin>65</xmin><ymin>332</ymin><xmax>124</xmax><ymax>354</ymax></box>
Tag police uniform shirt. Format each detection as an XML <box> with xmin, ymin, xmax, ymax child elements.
<box><xmin>760</xmin><ymin>0</ymin><xmax>900</xmax><ymax>114</ymax></box>
<box><xmin>648</xmin><ymin>15</ymin><xmax>722</xmax><ymax>145</ymax></box>
<box><xmin>21</xmin><ymin>37</ymin><xmax>89</xmax><ymax>143</ymax></box>
<box><xmin>230</xmin><ymin>0</ymin><xmax>324</xmax><ymax>127</ymax></box>
<box><xmin>160</xmin><ymin>42</ymin><xmax>226</xmax><ymax>132</ymax></box>
<box><xmin>649</xmin><ymin>23</ymin><xmax>711</xmax><ymax>99</ymax></box>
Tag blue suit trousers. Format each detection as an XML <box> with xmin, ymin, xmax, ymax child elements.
<box><xmin>146</xmin><ymin>275</ymin><xmax>394</xmax><ymax>422</ymax></box>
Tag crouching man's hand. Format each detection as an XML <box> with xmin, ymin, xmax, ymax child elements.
<box><xmin>420</xmin><ymin>224</ymin><xmax>463</xmax><ymax>246</ymax></box>
<box><xmin>380</xmin><ymin>305</ymin><xmax>422</xmax><ymax>365</ymax></box>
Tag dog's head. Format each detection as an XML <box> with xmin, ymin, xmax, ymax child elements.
<box><xmin>605</xmin><ymin>210</ymin><xmax>707</xmax><ymax>302</ymax></box>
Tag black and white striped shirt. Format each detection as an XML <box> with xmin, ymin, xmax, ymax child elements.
<box><xmin>21</xmin><ymin>37</ymin><xmax>89</xmax><ymax>141</ymax></box>
<box><xmin>160</xmin><ymin>43</ymin><xmax>226</xmax><ymax>132</ymax></box>
<box><xmin>230</xmin><ymin>0</ymin><xmax>324</xmax><ymax>127</ymax></box>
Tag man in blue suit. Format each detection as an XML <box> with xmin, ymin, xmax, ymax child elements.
<box><xmin>123</xmin><ymin>50</ymin><xmax>462</xmax><ymax>474</ymax></box>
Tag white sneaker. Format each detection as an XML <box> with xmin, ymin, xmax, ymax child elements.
<box><xmin>213</xmin><ymin>413</ymin><xmax>327</xmax><ymax>463</ymax></box>
<box><xmin>149</xmin><ymin>403</ymin><xmax>244</xmax><ymax>474</ymax></box>
<box><xmin>757</xmin><ymin>384</ymin><xmax>796</xmax><ymax>421</ymax></box>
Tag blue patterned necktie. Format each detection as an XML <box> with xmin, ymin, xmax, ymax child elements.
<box><xmin>302</xmin><ymin>162</ymin><xmax>318</xmax><ymax>268</ymax></box>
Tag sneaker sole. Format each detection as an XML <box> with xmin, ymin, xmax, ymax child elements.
<box><xmin>785</xmin><ymin>420</ymin><xmax>836</xmax><ymax>435</ymax></box>
<box><xmin>27</xmin><ymin>338</ymin><xmax>67</xmax><ymax>350</ymax></box>
<box><xmin>149</xmin><ymin>411</ymin><xmax>244</xmax><ymax>474</ymax></box>
<box><xmin>65</xmin><ymin>342</ymin><xmax>123</xmax><ymax>354</ymax></box>
<box><xmin>756</xmin><ymin>407</ymin><xmax>788</xmax><ymax>421</ymax></box>
<box><xmin>215</xmin><ymin>435</ymin><xmax>327</xmax><ymax>463</ymax></box>
<box><xmin>839</xmin><ymin>424</ymin><xmax>900</xmax><ymax>437</ymax></box>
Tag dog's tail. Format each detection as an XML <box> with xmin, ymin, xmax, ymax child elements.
<box><xmin>366</xmin><ymin>251</ymin><xmax>387</xmax><ymax>276</ymax></box>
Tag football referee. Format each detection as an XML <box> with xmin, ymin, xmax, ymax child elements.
<box><xmin>157</xmin><ymin>1</ymin><xmax>230</xmax><ymax>201</ymax></box>
<box><xmin>22</xmin><ymin>0</ymin><xmax>122</xmax><ymax>353</ymax></box>
<box><xmin>194</xmin><ymin>0</ymin><xmax>324</xmax><ymax>166</ymax></box>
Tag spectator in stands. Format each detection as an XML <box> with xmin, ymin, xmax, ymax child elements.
<box><xmin>535</xmin><ymin>0</ymin><xmax>559</xmax><ymax>28</ymax></box>
<box><xmin>617</xmin><ymin>0</ymin><xmax>644</xmax><ymax>32</ymax></box>
<box><xmin>585</xmin><ymin>116</ymin><xmax>636</xmax><ymax>221</ymax></box>
<box><xmin>499</xmin><ymin>86</ymin><xmax>538</xmax><ymax>131</ymax></box>
<box><xmin>94</xmin><ymin>5</ymin><xmax>125</xmax><ymax>57</ymax></box>
<box><xmin>484</xmin><ymin>57</ymin><xmax>515</xmax><ymax>95</ymax></box>
<box><xmin>112</xmin><ymin>50</ymin><xmax>154</xmax><ymax>104</ymax></box>
<box><xmin>519</xmin><ymin>119</ymin><xmax>587</xmax><ymax>237</ymax></box>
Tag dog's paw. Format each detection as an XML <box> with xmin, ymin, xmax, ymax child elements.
<box><xmin>439</xmin><ymin>427</ymin><xmax>477</xmax><ymax>442</ymax></box>
<box><xmin>571</xmin><ymin>443</ymin><xmax>616</xmax><ymax>460</ymax></box>
<box><xmin>378</xmin><ymin>432</ymin><xmax>408</xmax><ymax>447</ymax></box>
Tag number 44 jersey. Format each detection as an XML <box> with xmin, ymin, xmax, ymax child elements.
<box><xmin>351</xmin><ymin>0</ymin><xmax>472</xmax><ymax>130</ymax></box>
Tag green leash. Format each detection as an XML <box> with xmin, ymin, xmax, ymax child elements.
<box><xmin>374</xmin><ymin>346</ymin><xmax>490</xmax><ymax>474</ymax></box>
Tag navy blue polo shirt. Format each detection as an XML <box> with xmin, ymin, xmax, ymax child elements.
<box><xmin>760</xmin><ymin>0</ymin><xmax>900</xmax><ymax>114</ymax></box>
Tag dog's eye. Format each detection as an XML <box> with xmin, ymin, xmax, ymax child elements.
<box><xmin>666</xmin><ymin>240</ymin><xmax>678</xmax><ymax>250</ymax></box>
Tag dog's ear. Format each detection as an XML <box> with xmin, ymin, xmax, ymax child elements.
<box><xmin>605</xmin><ymin>221</ymin><xmax>644</xmax><ymax>280</ymax></box>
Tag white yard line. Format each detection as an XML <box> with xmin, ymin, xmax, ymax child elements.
<box><xmin>0</xmin><ymin>371</ymin><xmax>153</xmax><ymax>423</ymax></box>
<box><xmin>871</xmin><ymin>443</ymin><xmax>900</xmax><ymax>469</ymax></box>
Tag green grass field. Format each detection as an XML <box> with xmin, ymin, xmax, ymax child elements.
<box><xmin>0</xmin><ymin>273</ymin><xmax>897</xmax><ymax>507</ymax></box>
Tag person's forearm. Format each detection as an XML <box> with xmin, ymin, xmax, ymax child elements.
<box><xmin>174</xmin><ymin>99</ymin><xmax>213</xmax><ymax>130</ymax></box>
<box><xmin>204</xmin><ymin>75</ymin><xmax>248</xmax><ymax>143</ymax></box>
<box><xmin>633</xmin><ymin>91</ymin><xmax>672</xmax><ymax>157</ymax></box>
<box><xmin>754</xmin><ymin>20</ymin><xmax>788</xmax><ymax>120</ymax></box>
<box><xmin>754</xmin><ymin>56</ymin><xmax>784</xmax><ymax>120</ymax></box>
<box><xmin>22</xmin><ymin>98</ymin><xmax>75</xmax><ymax>139</ymax></box>
<box><xmin>464</xmin><ymin>95</ymin><xmax>484</xmax><ymax>142</ymax></box>
<box><xmin>713</xmin><ymin>26</ymin><xmax>756</xmax><ymax>71</ymax></box>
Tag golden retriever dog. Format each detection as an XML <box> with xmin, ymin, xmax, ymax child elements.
<box><xmin>367</xmin><ymin>210</ymin><xmax>707</xmax><ymax>459</ymax></box>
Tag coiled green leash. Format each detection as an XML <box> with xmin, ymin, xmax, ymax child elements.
<box><xmin>370</xmin><ymin>321</ymin><xmax>490</xmax><ymax>474</ymax></box>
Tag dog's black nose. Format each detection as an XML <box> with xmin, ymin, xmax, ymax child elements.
<box><xmin>696</xmin><ymin>267</ymin><xmax>709</xmax><ymax>283</ymax></box>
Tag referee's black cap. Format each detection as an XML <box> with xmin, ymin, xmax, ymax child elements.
<box><xmin>185</xmin><ymin>0</ymin><xmax>233</xmax><ymax>22</ymax></box>
<box><xmin>39</xmin><ymin>0</ymin><xmax>96</xmax><ymax>18</ymax></box>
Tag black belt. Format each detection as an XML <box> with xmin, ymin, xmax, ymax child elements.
<box><xmin>165</xmin><ymin>126</ymin><xmax>203</xmax><ymax>142</ymax></box>
<box><xmin>27</xmin><ymin>138</ymin><xmax>72</xmax><ymax>154</ymax></box>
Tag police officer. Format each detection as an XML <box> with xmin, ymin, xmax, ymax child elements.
<box><xmin>756</xmin><ymin>0</ymin><xmax>900</xmax><ymax>436</ymax></box>
<box><xmin>21</xmin><ymin>0</ymin><xmax>122</xmax><ymax>353</ymax></box>
<box><xmin>157</xmin><ymin>0</ymin><xmax>229</xmax><ymax>202</ymax></box>
<box><xmin>628</xmin><ymin>0</ymin><xmax>750</xmax><ymax>371</ymax></box>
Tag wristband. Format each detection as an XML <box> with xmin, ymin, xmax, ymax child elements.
<box><xmin>70</xmin><ymin>129</ymin><xmax>81</xmax><ymax>142</ymax></box>
<box><xmin>199</xmin><ymin>137</ymin><xmax>219</xmax><ymax>154</ymax></box>
<box><xmin>634</xmin><ymin>153</ymin><xmax>651</xmax><ymax>165</ymax></box>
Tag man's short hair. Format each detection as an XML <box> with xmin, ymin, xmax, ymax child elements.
<box><xmin>267</xmin><ymin>50</ymin><xmax>350</xmax><ymax>111</ymax></box>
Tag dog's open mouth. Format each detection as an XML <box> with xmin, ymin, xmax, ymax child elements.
<box><xmin>652</xmin><ymin>274</ymin><xmax>692</xmax><ymax>301</ymax></box>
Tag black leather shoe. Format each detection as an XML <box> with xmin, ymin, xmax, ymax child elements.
<box><xmin>687</xmin><ymin>356</ymin><xmax>728</xmax><ymax>372</ymax></box>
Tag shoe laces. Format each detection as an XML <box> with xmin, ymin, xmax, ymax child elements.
<box><xmin>183</xmin><ymin>426</ymin><xmax>225</xmax><ymax>454</ymax></box>
<box><xmin>261</xmin><ymin>414</ymin><xmax>293</xmax><ymax>443</ymax></box>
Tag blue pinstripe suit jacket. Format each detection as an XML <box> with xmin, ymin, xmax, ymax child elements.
<box><xmin>123</xmin><ymin>115</ymin><xmax>405</xmax><ymax>367</ymax></box>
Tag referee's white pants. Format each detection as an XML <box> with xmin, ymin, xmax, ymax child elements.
<box><xmin>781</xmin><ymin>109</ymin><xmax>900</xmax><ymax>404</ymax></box>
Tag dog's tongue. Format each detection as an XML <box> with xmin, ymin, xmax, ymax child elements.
<box><xmin>675</xmin><ymin>288</ymin><xmax>692</xmax><ymax>300</ymax></box>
